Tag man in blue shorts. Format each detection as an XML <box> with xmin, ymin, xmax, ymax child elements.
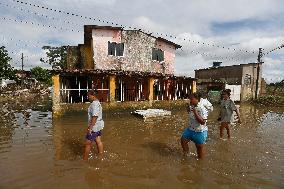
<box><xmin>181</xmin><ymin>93</ymin><xmax>208</xmax><ymax>159</ymax></box>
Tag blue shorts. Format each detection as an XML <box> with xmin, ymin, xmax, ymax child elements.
<box><xmin>86</xmin><ymin>130</ymin><xmax>102</xmax><ymax>141</ymax></box>
<box><xmin>182</xmin><ymin>128</ymin><xmax>208</xmax><ymax>145</ymax></box>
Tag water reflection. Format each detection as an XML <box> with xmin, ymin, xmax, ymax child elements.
<box><xmin>53</xmin><ymin>113</ymin><xmax>86</xmax><ymax>161</ymax></box>
<box><xmin>0</xmin><ymin>103</ymin><xmax>283</xmax><ymax>189</ymax></box>
<box><xmin>85</xmin><ymin>168</ymin><xmax>104</xmax><ymax>189</ymax></box>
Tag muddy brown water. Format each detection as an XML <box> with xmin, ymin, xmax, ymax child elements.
<box><xmin>0</xmin><ymin>103</ymin><xmax>283</xmax><ymax>189</ymax></box>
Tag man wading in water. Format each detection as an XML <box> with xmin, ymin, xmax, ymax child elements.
<box><xmin>83</xmin><ymin>90</ymin><xmax>104</xmax><ymax>160</ymax></box>
<box><xmin>181</xmin><ymin>93</ymin><xmax>208</xmax><ymax>159</ymax></box>
<box><xmin>218</xmin><ymin>89</ymin><xmax>241</xmax><ymax>140</ymax></box>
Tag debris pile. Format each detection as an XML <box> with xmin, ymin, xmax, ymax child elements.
<box><xmin>132</xmin><ymin>109</ymin><xmax>171</xmax><ymax>119</ymax></box>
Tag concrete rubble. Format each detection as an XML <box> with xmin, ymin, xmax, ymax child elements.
<box><xmin>132</xmin><ymin>109</ymin><xmax>171</xmax><ymax>119</ymax></box>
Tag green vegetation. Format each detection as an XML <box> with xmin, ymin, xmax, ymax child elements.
<box><xmin>0</xmin><ymin>46</ymin><xmax>17</xmax><ymax>80</ymax></box>
<box><xmin>254</xmin><ymin>80</ymin><xmax>284</xmax><ymax>106</ymax></box>
<box><xmin>267</xmin><ymin>80</ymin><xmax>284</xmax><ymax>96</ymax></box>
<box><xmin>0</xmin><ymin>46</ymin><xmax>52</xmax><ymax>91</ymax></box>
<box><xmin>254</xmin><ymin>95</ymin><xmax>284</xmax><ymax>106</ymax></box>
<box><xmin>30</xmin><ymin>66</ymin><xmax>52</xmax><ymax>86</ymax></box>
<box><xmin>40</xmin><ymin>46</ymin><xmax>68</xmax><ymax>70</ymax></box>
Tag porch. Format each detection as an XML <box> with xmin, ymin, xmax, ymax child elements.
<box><xmin>52</xmin><ymin>70</ymin><xmax>196</xmax><ymax>117</ymax></box>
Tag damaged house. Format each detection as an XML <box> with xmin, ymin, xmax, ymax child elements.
<box><xmin>195</xmin><ymin>62</ymin><xmax>266</xmax><ymax>101</ymax></box>
<box><xmin>52</xmin><ymin>25</ymin><xmax>196</xmax><ymax>116</ymax></box>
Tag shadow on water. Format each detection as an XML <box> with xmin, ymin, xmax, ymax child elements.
<box><xmin>141</xmin><ymin>141</ymin><xmax>182</xmax><ymax>158</ymax></box>
<box><xmin>65</xmin><ymin>138</ymin><xmax>85</xmax><ymax>159</ymax></box>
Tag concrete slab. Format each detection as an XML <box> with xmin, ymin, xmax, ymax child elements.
<box><xmin>132</xmin><ymin>109</ymin><xmax>171</xmax><ymax>119</ymax></box>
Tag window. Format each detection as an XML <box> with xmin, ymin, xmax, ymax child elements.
<box><xmin>108</xmin><ymin>42</ymin><xmax>116</xmax><ymax>56</ymax></box>
<box><xmin>152</xmin><ymin>48</ymin><xmax>164</xmax><ymax>62</ymax></box>
<box><xmin>244</xmin><ymin>74</ymin><xmax>252</xmax><ymax>85</ymax></box>
<box><xmin>108</xmin><ymin>42</ymin><xmax>124</xmax><ymax>56</ymax></box>
<box><xmin>116</xmin><ymin>43</ymin><xmax>124</xmax><ymax>56</ymax></box>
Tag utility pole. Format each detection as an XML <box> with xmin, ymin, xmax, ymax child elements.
<box><xmin>20</xmin><ymin>53</ymin><xmax>25</xmax><ymax>88</ymax></box>
<box><xmin>21</xmin><ymin>53</ymin><xmax>24</xmax><ymax>71</ymax></box>
<box><xmin>255</xmin><ymin>48</ymin><xmax>263</xmax><ymax>99</ymax></box>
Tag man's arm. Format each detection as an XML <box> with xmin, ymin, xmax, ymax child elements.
<box><xmin>186</xmin><ymin>100</ymin><xmax>190</xmax><ymax>113</ymax></box>
<box><xmin>206</xmin><ymin>100</ymin><xmax>214</xmax><ymax>112</ymax></box>
<box><xmin>87</xmin><ymin>116</ymin><xmax>98</xmax><ymax>133</ymax></box>
<box><xmin>192</xmin><ymin>108</ymin><xmax>206</xmax><ymax>125</ymax></box>
<box><xmin>231</xmin><ymin>101</ymin><xmax>241</xmax><ymax>123</ymax></box>
<box><xmin>235</xmin><ymin>109</ymin><xmax>241</xmax><ymax>123</ymax></box>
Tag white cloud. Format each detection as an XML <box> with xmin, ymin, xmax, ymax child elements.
<box><xmin>175</xmin><ymin>53</ymin><xmax>212</xmax><ymax>77</ymax></box>
<box><xmin>0</xmin><ymin>0</ymin><xmax>283</xmax><ymax>80</ymax></box>
<box><xmin>132</xmin><ymin>16</ymin><xmax>165</xmax><ymax>32</ymax></box>
<box><xmin>43</xmin><ymin>0</ymin><xmax>117</xmax><ymax>9</ymax></box>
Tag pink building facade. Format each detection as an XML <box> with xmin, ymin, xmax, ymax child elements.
<box><xmin>53</xmin><ymin>25</ymin><xmax>196</xmax><ymax>108</ymax></box>
<box><xmin>91</xmin><ymin>26</ymin><xmax>179</xmax><ymax>74</ymax></box>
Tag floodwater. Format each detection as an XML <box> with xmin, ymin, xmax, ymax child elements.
<box><xmin>0</xmin><ymin>103</ymin><xmax>284</xmax><ymax>189</ymax></box>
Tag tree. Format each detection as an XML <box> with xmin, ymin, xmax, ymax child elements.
<box><xmin>30</xmin><ymin>66</ymin><xmax>52</xmax><ymax>86</ymax></box>
<box><xmin>0</xmin><ymin>46</ymin><xmax>17</xmax><ymax>80</ymax></box>
<box><xmin>40</xmin><ymin>46</ymin><xmax>68</xmax><ymax>70</ymax></box>
<box><xmin>271</xmin><ymin>80</ymin><xmax>284</xmax><ymax>95</ymax></box>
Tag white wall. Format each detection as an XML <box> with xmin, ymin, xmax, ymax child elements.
<box><xmin>225</xmin><ymin>84</ymin><xmax>241</xmax><ymax>102</ymax></box>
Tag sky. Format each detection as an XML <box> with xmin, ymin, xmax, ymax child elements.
<box><xmin>0</xmin><ymin>0</ymin><xmax>284</xmax><ymax>83</ymax></box>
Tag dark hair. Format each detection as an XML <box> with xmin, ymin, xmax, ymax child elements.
<box><xmin>87</xmin><ymin>90</ymin><xmax>98</xmax><ymax>97</ymax></box>
<box><xmin>198</xmin><ymin>91</ymin><xmax>208</xmax><ymax>98</ymax></box>
<box><xmin>189</xmin><ymin>93</ymin><xmax>201</xmax><ymax>101</ymax></box>
<box><xmin>222</xmin><ymin>89</ymin><xmax>231</xmax><ymax>96</ymax></box>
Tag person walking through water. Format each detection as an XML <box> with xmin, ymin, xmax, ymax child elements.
<box><xmin>181</xmin><ymin>93</ymin><xmax>208</xmax><ymax>159</ymax></box>
<box><xmin>218</xmin><ymin>89</ymin><xmax>241</xmax><ymax>140</ymax></box>
<box><xmin>199</xmin><ymin>92</ymin><xmax>214</xmax><ymax>114</ymax></box>
<box><xmin>83</xmin><ymin>90</ymin><xmax>104</xmax><ymax>160</ymax></box>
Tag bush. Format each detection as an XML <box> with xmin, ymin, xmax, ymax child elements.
<box><xmin>30</xmin><ymin>67</ymin><xmax>52</xmax><ymax>86</ymax></box>
<box><xmin>0</xmin><ymin>46</ymin><xmax>17</xmax><ymax>80</ymax></box>
<box><xmin>254</xmin><ymin>95</ymin><xmax>284</xmax><ymax>106</ymax></box>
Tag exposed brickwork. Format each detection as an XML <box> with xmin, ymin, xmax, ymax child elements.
<box><xmin>67</xmin><ymin>46</ymin><xmax>80</xmax><ymax>70</ymax></box>
<box><xmin>93</xmin><ymin>29</ymin><xmax>122</xmax><ymax>70</ymax></box>
<box><xmin>121</xmin><ymin>30</ymin><xmax>156</xmax><ymax>72</ymax></box>
<box><xmin>155</xmin><ymin>40</ymin><xmax>175</xmax><ymax>74</ymax></box>
<box><xmin>53</xmin><ymin>25</ymin><xmax>193</xmax><ymax>117</ymax></box>
<box><xmin>67</xmin><ymin>26</ymin><xmax>180</xmax><ymax>74</ymax></box>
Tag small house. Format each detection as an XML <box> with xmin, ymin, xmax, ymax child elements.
<box><xmin>52</xmin><ymin>25</ymin><xmax>196</xmax><ymax>116</ymax></box>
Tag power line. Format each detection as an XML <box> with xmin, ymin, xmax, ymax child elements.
<box><xmin>7</xmin><ymin>49</ymin><xmax>45</xmax><ymax>59</ymax></box>
<box><xmin>0</xmin><ymin>16</ymin><xmax>253</xmax><ymax>62</ymax></box>
<box><xmin>0</xmin><ymin>34</ymin><xmax>70</xmax><ymax>49</ymax></box>
<box><xmin>1</xmin><ymin>0</ymin><xmax>259</xmax><ymax>63</ymax></box>
<box><xmin>0</xmin><ymin>2</ymin><xmax>82</xmax><ymax>28</ymax></box>
<box><xmin>6</xmin><ymin>50</ymin><xmax>46</xmax><ymax>68</ymax></box>
<box><xmin>0</xmin><ymin>16</ymin><xmax>82</xmax><ymax>33</ymax></box>
<box><xmin>177</xmin><ymin>47</ymin><xmax>255</xmax><ymax>63</ymax></box>
<box><xmin>0</xmin><ymin>24</ymin><xmax>255</xmax><ymax>64</ymax></box>
<box><xmin>263</xmin><ymin>44</ymin><xmax>284</xmax><ymax>56</ymax></box>
<box><xmin>10</xmin><ymin>0</ymin><xmax>255</xmax><ymax>54</ymax></box>
<box><xmin>2</xmin><ymin>37</ymin><xmax>254</xmax><ymax>67</ymax></box>
<box><xmin>1</xmin><ymin>36</ymin><xmax>43</xmax><ymax>49</ymax></box>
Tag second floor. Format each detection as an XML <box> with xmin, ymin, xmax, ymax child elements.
<box><xmin>67</xmin><ymin>25</ymin><xmax>182</xmax><ymax>75</ymax></box>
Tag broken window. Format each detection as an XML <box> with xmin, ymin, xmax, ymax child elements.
<box><xmin>108</xmin><ymin>41</ymin><xmax>124</xmax><ymax>56</ymax></box>
<box><xmin>108</xmin><ymin>41</ymin><xmax>116</xmax><ymax>56</ymax></box>
<box><xmin>152</xmin><ymin>48</ymin><xmax>164</xmax><ymax>62</ymax></box>
<box><xmin>116</xmin><ymin>43</ymin><xmax>124</xmax><ymax>56</ymax></box>
<box><xmin>60</xmin><ymin>76</ymin><xmax>110</xmax><ymax>103</ymax></box>
<box><xmin>244</xmin><ymin>74</ymin><xmax>252</xmax><ymax>85</ymax></box>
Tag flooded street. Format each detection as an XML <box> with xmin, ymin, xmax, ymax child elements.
<box><xmin>0</xmin><ymin>103</ymin><xmax>284</xmax><ymax>189</ymax></box>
